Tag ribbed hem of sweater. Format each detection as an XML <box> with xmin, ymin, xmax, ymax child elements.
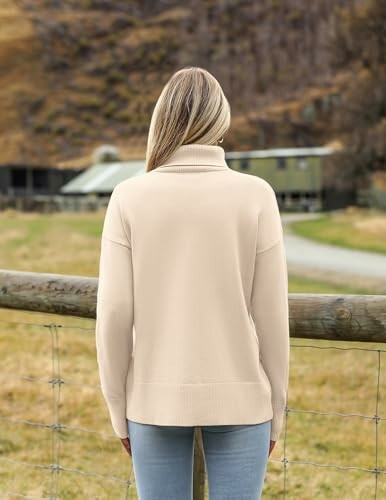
<box><xmin>125</xmin><ymin>381</ymin><xmax>282</xmax><ymax>439</ymax></box>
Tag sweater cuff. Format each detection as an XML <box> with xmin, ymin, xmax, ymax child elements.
<box><xmin>104</xmin><ymin>396</ymin><xmax>128</xmax><ymax>439</ymax></box>
<box><xmin>270</xmin><ymin>402</ymin><xmax>286</xmax><ymax>441</ymax></box>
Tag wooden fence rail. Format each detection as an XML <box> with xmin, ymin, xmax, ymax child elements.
<box><xmin>0</xmin><ymin>269</ymin><xmax>385</xmax><ymax>342</ymax></box>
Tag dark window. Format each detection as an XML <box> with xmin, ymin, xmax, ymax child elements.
<box><xmin>33</xmin><ymin>169</ymin><xmax>49</xmax><ymax>189</ymax></box>
<box><xmin>11</xmin><ymin>168</ymin><xmax>27</xmax><ymax>188</ymax></box>
<box><xmin>240</xmin><ymin>158</ymin><xmax>249</xmax><ymax>170</ymax></box>
<box><xmin>277</xmin><ymin>157</ymin><xmax>287</xmax><ymax>169</ymax></box>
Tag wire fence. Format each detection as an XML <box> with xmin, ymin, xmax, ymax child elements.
<box><xmin>0</xmin><ymin>316</ymin><xmax>385</xmax><ymax>499</ymax></box>
<box><xmin>0</xmin><ymin>319</ymin><xmax>132</xmax><ymax>499</ymax></box>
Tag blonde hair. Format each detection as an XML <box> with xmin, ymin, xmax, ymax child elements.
<box><xmin>145</xmin><ymin>66</ymin><xmax>231</xmax><ymax>172</ymax></box>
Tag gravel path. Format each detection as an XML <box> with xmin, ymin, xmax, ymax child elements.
<box><xmin>282</xmin><ymin>213</ymin><xmax>386</xmax><ymax>292</ymax></box>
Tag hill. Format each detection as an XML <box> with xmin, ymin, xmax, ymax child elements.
<box><xmin>0</xmin><ymin>0</ymin><xmax>378</xmax><ymax>170</ymax></box>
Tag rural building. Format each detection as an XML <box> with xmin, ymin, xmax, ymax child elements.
<box><xmin>0</xmin><ymin>164</ymin><xmax>81</xmax><ymax>196</ymax></box>
<box><xmin>226</xmin><ymin>146</ymin><xmax>339</xmax><ymax>211</ymax></box>
<box><xmin>60</xmin><ymin>145</ymin><xmax>348</xmax><ymax>211</ymax></box>
<box><xmin>60</xmin><ymin>160</ymin><xmax>145</xmax><ymax>195</ymax></box>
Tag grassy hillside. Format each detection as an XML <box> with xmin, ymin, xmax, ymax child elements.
<box><xmin>0</xmin><ymin>0</ymin><xmax>360</xmax><ymax>168</ymax></box>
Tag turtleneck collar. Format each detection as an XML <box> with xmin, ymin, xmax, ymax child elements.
<box><xmin>154</xmin><ymin>144</ymin><xmax>230</xmax><ymax>172</ymax></box>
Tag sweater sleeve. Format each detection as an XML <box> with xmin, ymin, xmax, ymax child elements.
<box><xmin>95</xmin><ymin>185</ymin><xmax>134</xmax><ymax>439</ymax></box>
<box><xmin>251</xmin><ymin>184</ymin><xmax>290</xmax><ymax>442</ymax></box>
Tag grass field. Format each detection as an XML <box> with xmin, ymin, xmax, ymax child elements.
<box><xmin>290</xmin><ymin>207</ymin><xmax>386</xmax><ymax>255</ymax></box>
<box><xmin>0</xmin><ymin>208</ymin><xmax>385</xmax><ymax>499</ymax></box>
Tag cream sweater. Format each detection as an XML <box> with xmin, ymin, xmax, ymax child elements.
<box><xmin>96</xmin><ymin>143</ymin><xmax>290</xmax><ymax>442</ymax></box>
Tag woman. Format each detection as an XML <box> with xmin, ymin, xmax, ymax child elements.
<box><xmin>96</xmin><ymin>66</ymin><xmax>290</xmax><ymax>500</ymax></box>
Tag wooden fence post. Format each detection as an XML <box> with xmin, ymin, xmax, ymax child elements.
<box><xmin>193</xmin><ymin>427</ymin><xmax>206</xmax><ymax>500</ymax></box>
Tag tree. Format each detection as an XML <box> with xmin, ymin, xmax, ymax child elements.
<box><xmin>327</xmin><ymin>0</ymin><xmax>386</xmax><ymax>190</ymax></box>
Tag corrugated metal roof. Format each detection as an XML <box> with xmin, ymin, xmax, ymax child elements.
<box><xmin>225</xmin><ymin>146</ymin><xmax>335</xmax><ymax>160</ymax></box>
<box><xmin>60</xmin><ymin>161</ymin><xmax>145</xmax><ymax>193</ymax></box>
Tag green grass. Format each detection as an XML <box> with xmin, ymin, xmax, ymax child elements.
<box><xmin>0</xmin><ymin>209</ymin><xmax>102</xmax><ymax>276</ymax></box>
<box><xmin>288</xmin><ymin>274</ymin><xmax>376</xmax><ymax>295</ymax></box>
<box><xmin>290</xmin><ymin>208</ymin><xmax>386</xmax><ymax>254</ymax></box>
<box><xmin>0</xmin><ymin>208</ymin><xmax>384</xmax><ymax>498</ymax></box>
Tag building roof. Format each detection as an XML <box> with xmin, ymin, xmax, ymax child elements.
<box><xmin>60</xmin><ymin>161</ymin><xmax>145</xmax><ymax>194</ymax></box>
<box><xmin>225</xmin><ymin>146</ymin><xmax>335</xmax><ymax>160</ymax></box>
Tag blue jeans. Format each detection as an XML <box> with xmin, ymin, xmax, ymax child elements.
<box><xmin>127</xmin><ymin>418</ymin><xmax>271</xmax><ymax>500</ymax></box>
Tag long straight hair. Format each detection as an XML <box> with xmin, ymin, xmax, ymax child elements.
<box><xmin>145</xmin><ymin>66</ymin><xmax>231</xmax><ymax>172</ymax></box>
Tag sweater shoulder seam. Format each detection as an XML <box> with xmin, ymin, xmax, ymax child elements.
<box><xmin>114</xmin><ymin>185</ymin><xmax>132</xmax><ymax>248</ymax></box>
<box><xmin>256</xmin><ymin>236</ymin><xmax>282</xmax><ymax>255</ymax></box>
<box><xmin>102</xmin><ymin>233</ymin><xmax>131</xmax><ymax>248</ymax></box>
